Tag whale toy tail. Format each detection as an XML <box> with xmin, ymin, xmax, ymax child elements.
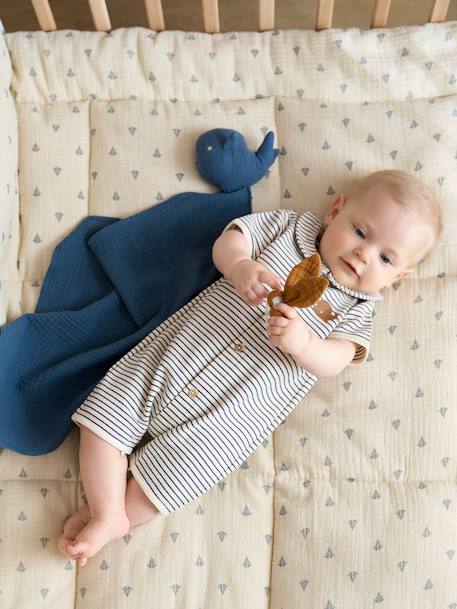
<box><xmin>196</xmin><ymin>128</ymin><xmax>279</xmax><ymax>192</ymax></box>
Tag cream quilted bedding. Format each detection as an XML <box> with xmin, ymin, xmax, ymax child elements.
<box><xmin>0</xmin><ymin>21</ymin><xmax>456</xmax><ymax>609</ymax></box>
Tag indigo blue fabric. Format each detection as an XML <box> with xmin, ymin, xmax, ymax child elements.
<box><xmin>0</xmin><ymin>129</ymin><xmax>279</xmax><ymax>455</ymax></box>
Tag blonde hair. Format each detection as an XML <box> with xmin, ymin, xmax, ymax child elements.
<box><xmin>346</xmin><ymin>170</ymin><xmax>444</xmax><ymax>265</ymax></box>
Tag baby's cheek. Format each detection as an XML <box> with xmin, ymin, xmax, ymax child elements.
<box><xmin>320</xmin><ymin>229</ymin><xmax>342</xmax><ymax>262</ymax></box>
<box><xmin>329</xmin><ymin>229</ymin><xmax>350</xmax><ymax>252</ymax></box>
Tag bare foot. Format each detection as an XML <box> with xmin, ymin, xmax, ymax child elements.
<box><xmin>59</xmin><ymin>508</ymin><xmax>130</xmax><ymax>567</ymax></box>
<box><xmin>58</xmin><ymin>503</ymin><xmax>91</xmax><ymax>566</ymax></box>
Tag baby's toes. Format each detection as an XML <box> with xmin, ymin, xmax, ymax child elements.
<box><xmin>67</xmin><ymin>540</ymin><xmax>89</xmax><ymax>557</ymax></box>
<box><xmin>58</xmin><ymin>535</ymin><xmax>73</xmax><ymax>556</ymax></box>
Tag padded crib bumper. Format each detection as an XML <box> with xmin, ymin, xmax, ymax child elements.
<box><xmin>3</xmin><ymin>24</ymin><xmax>457</xmax><ymax>104</ymax></box>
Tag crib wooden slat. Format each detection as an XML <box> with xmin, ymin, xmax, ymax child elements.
<box><xmin>315</xmin><ymin>0</ymin><xmax>334</xmax><ymax>31</ymax></box>
<box><xmin>371</xmin><ymin>0</ymin><xmax>391</xmax><ymax>28</ymax></box>
<box><xmin>429</xmin><ymin>0</ymin><xmax>450</xmax><ymax>22</ymax></box>
<box><xmin>145</xmin><ymin>0</ymin><xmax>165</xmax><ymax>31</ymax></box>
<box><xmin>88</xmin><ymin>0</ymin><xmax>111</xmax><ymax>32</ymax></box>
<box><xmin>202</xmin><ymin>0</ymin><xmax>220</xmax><ymax>33</ymax></box>
<box><xmin>30</xmin><ymin>0</ymin><xmax>56</xmax><ymax>31</ymax></box>
<box><xmin>259</xmin><ymin>0</ymin><xmax>275</xmax><ymax>32</ymax></box>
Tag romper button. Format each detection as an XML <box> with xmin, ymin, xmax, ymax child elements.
<box><xmin>234</xmin><ymin>342</ymin><xmax>244</xmax><ymax>352</ymax></box>
<box><xmin>187</xmin><ymin>387</ymin><xmax>199</xmax><ymax>398</ymax></box>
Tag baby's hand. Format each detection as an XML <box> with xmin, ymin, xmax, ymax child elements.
<box><xmin>268</xmin><ymin>302</ymin><xmax>311</xmax><ymax>357</ymax></box>
<box><xmin>228</xmin><ymin>259</ymin><xmax>282</xmax><ymax>307</ymax></box>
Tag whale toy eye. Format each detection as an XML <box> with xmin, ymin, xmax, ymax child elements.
<box><xmin>207</xmin><ymin>146</ymin><xmax>213</xmax><ymax>151</ymax></box>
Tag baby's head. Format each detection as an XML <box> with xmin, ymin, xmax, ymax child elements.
<box><xmin>318</xmin><ymin>170</ymin><xmax>444</xmax><ymax>293</ymax></box>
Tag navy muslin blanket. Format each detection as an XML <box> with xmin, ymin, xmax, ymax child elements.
<box><xmin>0</xmin><ymin>190</ymin><xmax>251</xmax><ymax>455</ymax></box>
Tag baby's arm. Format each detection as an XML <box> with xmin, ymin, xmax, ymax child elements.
<box><xmin>293</xmin><ymin>333</ymin><xmax>356</xmax><ymax>378</ymax></box>
<box><xmin>213</xmin><ymin>226</ymin><xmax>282</xmax><ymax>306</ymax></box>
<box><xmin>212</xmin><ymin>226</ymin><xmax>250</xmax><ymax>280</ymax></box>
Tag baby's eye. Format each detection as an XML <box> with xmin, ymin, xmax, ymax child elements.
<box><xmin>354</xmin><ymin>226</ymin><xmax>365</xmax><ymax>238</ymax></box>
<box><xmin>380</xmin><ymin>253</ymin><xmax>392</xmax><ymax>265</ymax></box>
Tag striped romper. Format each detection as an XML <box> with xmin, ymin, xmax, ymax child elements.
<box><xmin>71</xmin><ymin>209</ymin><xmax>383</xmax><ymax>515</ymax></box>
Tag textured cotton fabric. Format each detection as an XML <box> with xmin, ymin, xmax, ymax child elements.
<box><xmin>0</xmin><ymin>189</ymin><xmax>251</xmax><ymax>456</ymax></box>
<box><xmin>71</xmin><ymin>210</ymin><xmax>381</xmax><ymax>514</ymax></box>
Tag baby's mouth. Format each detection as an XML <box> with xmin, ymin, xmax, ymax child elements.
<box><xmin>341</xmin><ymin>258</ymin><xmax>359</xmax><ymax>277</ymax></box>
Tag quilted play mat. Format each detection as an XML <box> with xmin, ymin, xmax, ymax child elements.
<box><xmin>0</xmin><ymin>19</ymin><xmax>456</xmax><ymax>608</ymax></box>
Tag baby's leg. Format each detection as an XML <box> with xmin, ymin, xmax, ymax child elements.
<box><xmin>65</xmin><ymin>426</ymin><xmax>130</xmax><ymax>561</ymax></box>
<box><xmin>59</xmin><ymin>474</ymin><xmax>161</xmax><ymax>566</ymax></box>
<box><xmin>124</xmin><ymin>474</ymin><xmax>160</xmax><ymax>526</ymax></box>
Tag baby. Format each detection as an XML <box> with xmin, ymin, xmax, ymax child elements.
<box><xmin>58</xmin><ymin>169</ymin><xmax>442</xmax><ymax>567</ymax></box>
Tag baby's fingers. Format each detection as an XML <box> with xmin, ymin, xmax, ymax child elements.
<box><xmin>269</xmin><ymin>317</ymin><xmax>287</xmax><ymax>327</ymax></box>
<box><xmin>245</xmin><ymin>287</ymin><xmax>265</xmax><ymax>306</ymax></box>
<box><xmin>259</xmin><ymin>271</ymin><xmax>282</xmax><ymax>291</ymax></box>
<box><xmin>252</xmin><ymin>282</ymin><xmax>272</xmax><ymax>299</ymax></box>
<box><xmin>247</xmin><ymin>282</ymin><xmax>274</xmax><ymax>305</ymax></box>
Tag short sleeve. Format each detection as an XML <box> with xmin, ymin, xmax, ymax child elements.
<box><xmin>220</xmin><ymin>208</ymin><xmax>297</xmax><ymax>260</ymax></box>
<box><xmin>328</xmin><ymin>299</ymin><xmax>375</xmax><ymax>365</ymax></box>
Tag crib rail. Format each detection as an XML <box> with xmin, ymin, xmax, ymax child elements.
<box><xmin>29</xmin><ymin>0</ymin><xmax>452</xmax><ymax>33</ymax></box>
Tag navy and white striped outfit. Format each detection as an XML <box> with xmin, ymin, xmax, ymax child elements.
<box><xmin>71</xmin><ymin>209</ymin><xmax>383</xmax><ymax>515</ymax></box>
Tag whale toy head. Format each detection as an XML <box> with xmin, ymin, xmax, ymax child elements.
<box><xmin>195</xmin><ymin>128</ymin><xmax>279</xmax><ymax>192</ymax></box>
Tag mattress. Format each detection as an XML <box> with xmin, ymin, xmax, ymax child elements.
<box><xmin>0</xmin><ymin>21</ymin><xmax>456</xmax><ymax>608</ymax></box>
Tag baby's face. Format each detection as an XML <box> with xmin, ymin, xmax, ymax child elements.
<box><xmin>318</xmin><ymin>184</ymin><xmax>434</xmax><ymax>293</ymax></box>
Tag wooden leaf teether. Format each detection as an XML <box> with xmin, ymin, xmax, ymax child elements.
<box><xmin>266</xmin><ymin>253</ymin><xmax>329</xmax><ymax>318</ymax></box>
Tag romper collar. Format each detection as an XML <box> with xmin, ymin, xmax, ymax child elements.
<box><xmin>294</xmin><ymin>211</ymin><xmax>384</xmax><ymax>302</ymax></box>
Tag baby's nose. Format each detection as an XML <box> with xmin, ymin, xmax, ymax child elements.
<box><xmin>355</xmin><ymin>247</ymin><xmax>369</xmax><ymax>262</ymax></box>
